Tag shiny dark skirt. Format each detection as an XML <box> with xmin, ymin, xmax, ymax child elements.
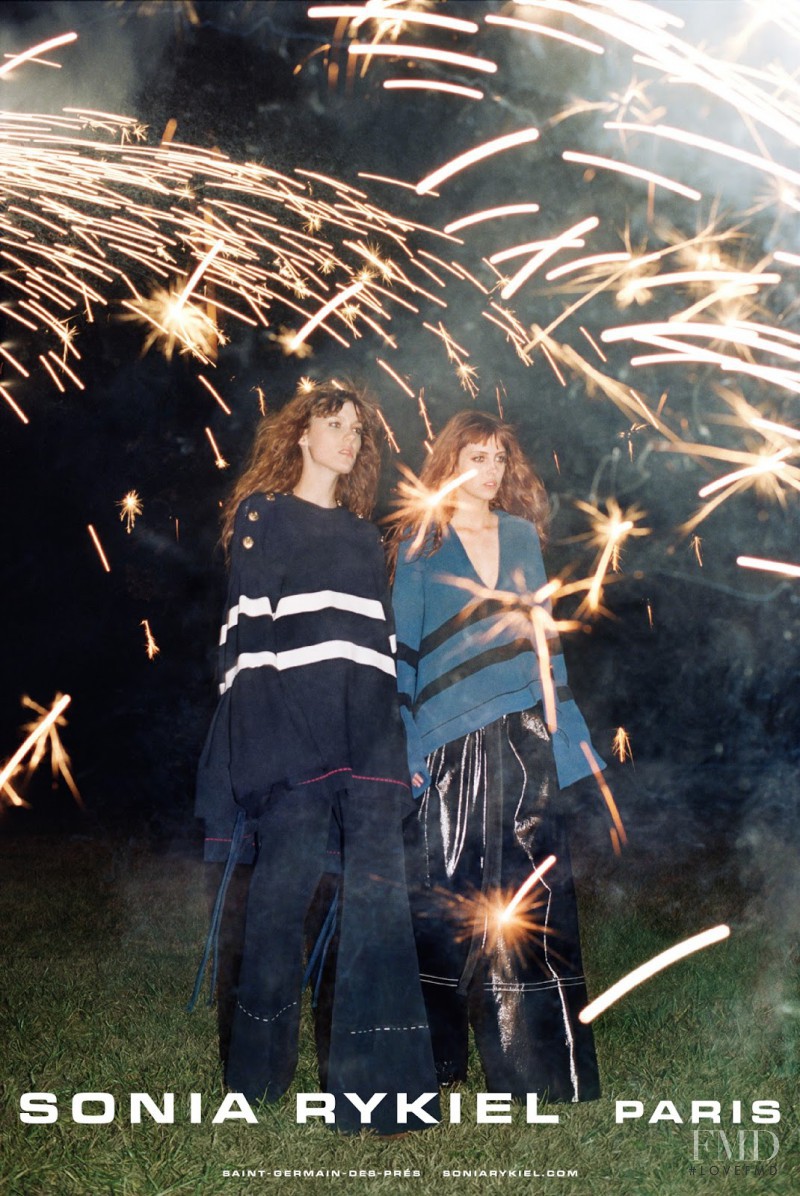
<box><xmin>404</xmin><ymin>706</ymin><xmax>601</xmax><ymax>1102</ymax></box>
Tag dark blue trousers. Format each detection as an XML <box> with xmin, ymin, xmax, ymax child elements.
<box><xmin>226</xmin><ymin>786</ymin><xmax>440</xmax><ymax>1133</ymax></box>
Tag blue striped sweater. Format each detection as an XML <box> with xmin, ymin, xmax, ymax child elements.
<box><xmin>392</xmin><ymin>512</ymin><xmax>604</xmax><ymax>796</ymax></box>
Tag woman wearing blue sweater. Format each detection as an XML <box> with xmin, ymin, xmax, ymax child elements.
<box><xmin>389</xmin><ymin>410</ymin><xmax>602</xmax><ymax>1103</ymax></box>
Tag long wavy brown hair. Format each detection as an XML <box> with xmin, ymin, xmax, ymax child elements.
<box><xmin>221</xmin><ymin>381</ymin><xmax>382</xmax><ymax>552</ymax></box>
<box><xmin>385</xmin><ymin>410</ymin><xmax>549</xmax><ymax>572</ymax></box>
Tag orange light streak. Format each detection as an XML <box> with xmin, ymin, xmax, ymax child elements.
<box><xmin>376</xmin><ymin>356</ymin><xmax>414</xmax><ymax>397</ymax></box>
<box><xmin>286</xmin><ymin>280</ymin><xmax>364</xmax><ymax>352</ymax></box>
<box><xmin>416</xmin><ymin>129</ymin><xmax>539</xmax><ymax>196</ymax></box>
<box><xmin>204</xmin><ymin>427</ymin><xmax>228</xmax><ymax>469</ymax></box>
<box><xmin>501</xmin><ymin>855</ymin><xmax>557</xmax><ymax>923</ymax></box>
<box><xmin>444</xmin><ymin>204</ymin><xmax>540</xmax><ymax>234</ymax></box>
<box><xmin>0</xmin><ymin>32</ymin><xmax>77</xmax><ymax>79</ymax></box>
<box><xmin>383</xmin><ymin>80</ymin><xmax>484</xmax><ymax>100</ymax></box>
<box><xmin>485</xmin><ymin>13</ymin><xmax>603</xmax><ymax>55</ymax></box>
<box><xmin>697</xmin><ymin>447</ymin><xmax>792</xmax><ymax>499</ymax></box>
<box><xmin>0</xmin><ymin>384</ymin><xmax>29</xmax><ymax>424</ymax></box>
<box><xmin>198</xmin><ymin>375</ymin><xmax>232</xmax><ymax>415</ymax></box>
<box><xmin>562</xmin><ymin>150</ymin><xmax>701</xmax><ymax>201</ymax></box>
<box><xmin>0</xmin><ymin>694</ymin><xmax>72</xmax><ymax>793</ymax></box>
<box><xmin>307</xmin><ymin>6</ymin><xmax>479</xmax><ymax>34</ymax></box>
<box><xmin>501</xmin><ymin>216</ymin><xmax>599</xmax><ymax>300</ymax></box>
<box><xmin>579</xmin><ymin>926</ymin><xmax>731</xmax><ymax>1024</ymax></box>
<box><xmin>546</xmin><ymin>252</ymin><xmax>631</xmax><ymax>282</ymax></box>
<box><xmin>580</xmin><ymin>741</ymin><xmax>628</xmax><ymax>848</ymax></box>
<box><xmin>348</xmin><ymin>44</ymin><xmax>497</xmax><ymax>76</ymax></box>
<box><xmin>87</xmin><ymin>524</ymin><xmax>111</xmax><ymax>572</ymax></box>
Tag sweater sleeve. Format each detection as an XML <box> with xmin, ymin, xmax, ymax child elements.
<box><xmin>195</xmin><ymin>495</ymin><xmax>297</xmax><ymax>860</ymax></box>
<box><xmin>392</xmin><ymin>544</ymin><xmax>432</xmax><ymax>797</ymax></box>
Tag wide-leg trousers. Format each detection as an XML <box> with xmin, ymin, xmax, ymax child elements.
<box><xmin>405</xmin><ymin>707</ymin><xmax>601</xmax><ymax>1103</ymax></box>
<box><xmin>226</xmin><ymin>786</ymin><xmax>440</xmax><ymax>1134</ymax></box>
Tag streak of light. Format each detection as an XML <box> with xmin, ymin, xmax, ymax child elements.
<box><xmin>141</xmin><ymin>619</ymin><xmax>160</xmax><ymax>660</ymax></box>
<box><xmin>485</xmin><ymin>13</ymin><xmax>604</xmax><ymax>55</ymax></box>
<box><xmin>204</xmin><ymin>427</ymin><xmax>228</xmax><ymax>469</ymax></box>
<box><xmin>751</xmin><ymin>417</ymin><xmax>800</xmax><ymax>441</ymax></box>
<box><xmin>376</xmin><ymin>407</ymin><xmax>400</xmax><ymax>453</ymax></box>
<box><xmin>19</xmin><ymin>694</ymin><xmax>82</xmax><ymax>806</ymax></box>
<box><xmin>0</xmin><ymin>384</ymin><xmax>29</xmax><ymax>423</ymax></box>
<box><xmin>546</xmin><ymin>252</ymin><xmax>631</xmax><ymax>282</ymax></box>
<box><xmin>444</xmin><ymin>204</ymin><xmax>540</xmax><ymax>234</ymax></box>
<box><xmin>737</xmin><ymin>556</ymin><xmax>800</xmax><ymax>579</ymax></box>
<box><xmin>376</xmin><ymin>356</ymin><xmax>414</xmax><ymax>397</ymax></box>
<box><xmin>579</xmin><ymin>325</ymin><xmax>607</xmax><ymax>361</ymax></box>
<box><xmin>501</xmin><ymin>217</ymin><xmax>599</xmax><ymax>300</ymax></box>
<box><xmin>286</xmin><ymin>280</ymin><xmax>364</xmax><ymax>353</ymax></box>
<box><xmin>383</xmin><ymin>80</ymin><xmax>484</xmax><ymax>100</ymax></box>
<box><xmin>501</xmin><ymin>855</ymin><xmax>557</xmax><ymax>923</ymax></box>
<box><xmin>580</xmin><ymin>741</ymin><xmax>628</xmax><ymax>849</ymax></box>
<box><xmin>117</xmin><ymin>490</ymin><xmax>142</xmax><ymax>533</ymax></box>
<box><xmin>174</xmin><ymin>238</ymin><xmax>225</xmax><ymax>310</ymax></box>
<box><xmin>416</xmin><ymin>129</ymin><xmax>539</xmax><ymax>196</ymax></box>
<box><xmin>198</xmin><ymin>375</ymin><xmax>232</xmax><ymax>414</ymax></box>
<box><xmin>87</xmin><ymin>524</ymin><xmax>111</xmax><ymax>572</ymax></box>
<box><xmin>578</xmin><ymin>926</ymin><xmax>731</xmax><ymax>1024</ymax></box>
<box><xmin>0</xmin><ymin>693</ymin><xmax>71</xmax><ymax>795</ymax></box>
<box><xmin>307</xmin><ymin>6</ymin><xmax>479</xmax><ymax>34</ymax></box>
<box><xmin>605</xmin><ymin>122</ymin><xmax>800</xmax><ymax>193</ymax></box>
<box><xmin>0</xmin><ymin>32</ymin><xmax>77</xmax><ymax>79</ymax></box>
<box><xmin>562</xmin><ymin>151</ymin><xmax>701</xmax><ymax>201</ymax></box>
<box><xmin>348</xmin><ymin>44</ymin><xmax>497</xmax><ymax>75</ymax></box>
<box><xmin>697</xmin><ymin>447</ymin><xmax>792</xmax><ymax>499</ymax></box>
<box><xmin>691</xmin><ymin>535</ymin><xmax>703</xmax><ymax>566</ymax></box>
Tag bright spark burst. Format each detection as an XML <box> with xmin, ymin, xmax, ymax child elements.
<box><xmin>117</xmin><ymin>490</ymin><xmax>142</xmax><ymax>533</ymax></box>
<box><xmin>0</xmin><ymin>694</ymin><xmax>81</xmax><ymax>809</ymax></box>
<box><xmin>573</xmin><ymin>500</ymin><xmax>651</xmax><ymax>613</ymax></box>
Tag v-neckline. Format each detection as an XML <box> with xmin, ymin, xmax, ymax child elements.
<box><xmin>450</xmin><ymin>517</ymin><xmax>502</xmax><ymax>591</ymax></box>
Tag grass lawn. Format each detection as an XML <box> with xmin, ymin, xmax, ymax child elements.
<box><xmin>1</xmin><ymin>829</ymin><xmax>797</xmax><ymax>1196</ymax></box>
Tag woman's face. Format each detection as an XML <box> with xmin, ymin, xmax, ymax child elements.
<box><xmin>299</xmin><ymin>400</ymin><xmax>364</xmax><ymax>476</ymax></box>
<box><xmin>456</xmin><ymin>436</ymin><xmax>507</xmax><ymax>503</ymax></box>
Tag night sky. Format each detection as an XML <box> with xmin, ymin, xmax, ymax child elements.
<box><xmin>1</xmin><ymin>0</ymin><xmax>798</xmax><ymax>919</ymax></box>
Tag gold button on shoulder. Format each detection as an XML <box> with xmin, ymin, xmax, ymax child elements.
<box><xmin>247</xmin><ymin>509</ymin><xmax>260</xmax><ymax>522</ymax></box>
<box><xmin>265</xmin><ymin>492</ymin><xmax>275</xmax><ymax>502</ymax></box>
<box><xmin>242</xmin><ymin>535</ymin><xmax>254</xmax><ymax>549</ymax></box>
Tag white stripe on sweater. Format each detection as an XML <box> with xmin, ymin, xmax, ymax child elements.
<box><xmin>221</xmin><ymin>639</ymin><xmax>396</xmax><ymax>692</ymax></box>
<box><xmin>219</xmin><ymin>589</ymin><xmax>384</xmax><ymax>645</ymax></box>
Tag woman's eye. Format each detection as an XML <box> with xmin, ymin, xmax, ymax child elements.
<box><xmin>353</xmin><ymin>427</ymin><xmax>363</xmax><ymax>437</ymax></box>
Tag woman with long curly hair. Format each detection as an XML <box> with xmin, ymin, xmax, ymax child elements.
<box><xmin>194</xmin><ymin>380</ymin><xmax>439</xmax><ymax>1134</ymax></box>
<box><xmin>389</xmin><ymin>409</ymin><xmax>602</xmax><ymax>1104</ymax></box>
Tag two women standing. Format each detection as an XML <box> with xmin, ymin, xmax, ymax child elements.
<box><xmin>195</xmin><ymin>389</ymin><xmax>601</xmax><ymax>1129</ymax></box>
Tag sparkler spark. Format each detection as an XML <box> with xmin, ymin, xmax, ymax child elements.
<box><xmin>0</xmin><ymin>694</ymin><xmax>81</xmax><ymax>809</ymax></box>
<box><xmin>579</xmin><ymin>925</ymin><xmax>731</xmax><ymax>1024</ymax></box>
<box><xmin>117</xmin><ymin>490</ymin><xmax>142</xmax><ymax>533</ymax></box>
<box><xmin>141</xmin><ymin>619</ymin><xmax>160</xmax><ymax>660</ymax></box>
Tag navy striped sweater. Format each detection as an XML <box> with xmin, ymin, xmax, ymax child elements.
<box><xmin>195</xmin><ymin>492</ymin><xmax>412</xmax><ymax>862</ymax></box>
<box><xmin>392</xmin><ymin>512</ymin><xmax>605</xmax><ymax>796</ymax></box>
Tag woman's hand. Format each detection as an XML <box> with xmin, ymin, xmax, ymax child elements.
<box><xmin>412</xmin><ymin>772</ymin><xmax>424</xmax><ymax>789</ymax></box>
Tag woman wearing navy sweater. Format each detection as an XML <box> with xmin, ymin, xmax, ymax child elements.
<box><xmin>389</xmin><ymin>410</ymin><xmax>602</xmax><ymax>1103</ymax></box>
<box><xmin>195</xmin><ymin>381</ymin><xmax>439</xmax><ymax>1134</ymax></box>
